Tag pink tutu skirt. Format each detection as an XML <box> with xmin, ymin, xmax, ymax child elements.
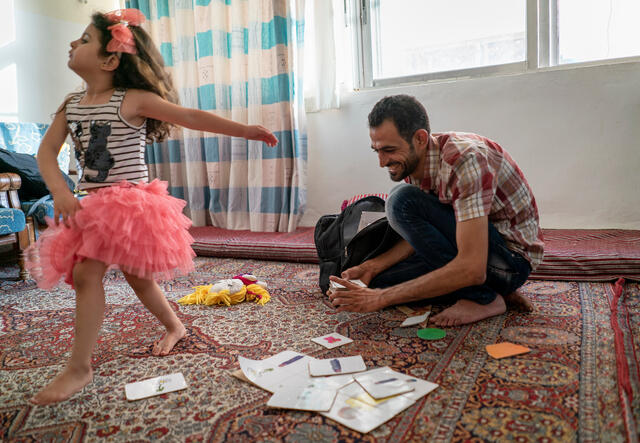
<box><xmin>25</xmin><ymin>179</ymin><xmax>195</xmax><ymax>289</ymax></box>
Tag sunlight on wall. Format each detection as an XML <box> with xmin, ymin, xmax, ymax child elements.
<box><xmin>0</xmin><ymin>64</ymin><xmax>18</xmax><ymax>122</ymax></box>
<box><xmin>0</xmin><ymin>0</ymin><xmax>15</xmax><ymax>48</ymax></box>
<box><xmin>0</xmin><ymin>0</ymin><xmax>17</xmax><ymax>121</ymax></box>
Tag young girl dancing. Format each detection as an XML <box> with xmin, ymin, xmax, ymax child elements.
<box><xmin>25</xmin><ymin>8</ymin><xmax>278</xmax><ymax>405</ymax></box>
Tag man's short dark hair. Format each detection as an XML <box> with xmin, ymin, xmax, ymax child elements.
<box><xmin>368</xmin><ymin>95</ymin><xmax>430</xmax><ymax>143</ymax></box>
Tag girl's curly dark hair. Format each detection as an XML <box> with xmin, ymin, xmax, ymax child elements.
<box><xmin>91</xmin><ymin>11</ymin><xmax>179</xmax><ymax>142</ymax></box>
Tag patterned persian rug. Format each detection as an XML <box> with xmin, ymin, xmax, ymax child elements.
<box><xmin>1</xmin><ymin>257</ymin><xmax>638</xmax><ymax>442</ymax></box>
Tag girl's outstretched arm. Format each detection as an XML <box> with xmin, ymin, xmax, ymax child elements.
<box><xmin>37</xmin><ymin>109</ymin><xmax>80</xmax><ymax>227</ymax></box>
<box><xmin>130</xmin><ymin>90</ymin><xmax>278</xmax><ymax>146</ymax></box>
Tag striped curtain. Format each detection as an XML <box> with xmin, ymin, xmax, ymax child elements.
<box><xmin>126</xmin><ymin>0</ymin><xmax>306</xmax><ymax>232</ymax></box>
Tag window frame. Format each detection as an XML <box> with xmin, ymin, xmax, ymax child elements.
<box><xmin>349</xmin><ymin>0</ymin><xmax>640</xmax><ymax>89</ymax></box>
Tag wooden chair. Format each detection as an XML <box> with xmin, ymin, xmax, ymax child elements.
<box><xmin>0</xmin><ymin>172</ymin><xmax>35</xmax><ymax>280</ymax></box>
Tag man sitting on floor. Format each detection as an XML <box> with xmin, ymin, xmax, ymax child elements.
<box><xmin>329</xmin><ymin>94</ymin><xmax>544</xmax><ymax>326</ymax></box>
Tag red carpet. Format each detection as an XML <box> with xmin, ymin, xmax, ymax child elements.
<box><xmin>191</xmin><ymin>227</ymin><xmax>640</xmax><ymax>281</ymax></box>
<box><xmin>1</xmin><ymin>258</ymin><xmax>639</xmax><ymax>441</ymax></box>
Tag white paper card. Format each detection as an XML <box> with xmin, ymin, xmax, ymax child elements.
<box><xmin>359</xmin><ymin>367</ymin><xmax>439</xmax><ymax>401</ymax></box>
<box><xmin>267</xmin><ymin>384</ymin><xmax>337</xmax><ymax>411</ymax></box>
<box><xmin>314</xmin><ymin>374</ymin><xmax>356</xmax><ymax>391</ymax></box>
<box><xmin>311</xmin><ymin>333</ymin><xmax>353</xmax><ymax>349</ymax></box>
<box><xmin>125</xmin><ymin>372</ymin><xmax>187</xmax><ymax>401</ymax></box>
<box><xmin>400</xmin><ymin>311</ymin><xmax>431</xmax><ymax>327</ymax></box>
<box><xmin>354</xmin><ymin>368</ymin><xmax>415</xmax><ymax>399</ymax></box>
<box><xmin>321</xmin><ymin>381</ymin><xmax>415</xmax><ymax>434</ymax></box>
<box><xmin>238</xmin><ymin>350</ymin><xmax>312</xmax><ymax>393</ymax></box>
<box><xmin>329</xmin><ymin>279</ymin><xmax>367</xmax><ymax>290</ymax></box>
<box><xmin>357</xmin><ymin>211</ymin><xmax>386</xmax><ymax>233</ymax></box>
<box><xmin>309</xmin><ymin>356</ymin><xmax>366</xmax><ymax>376</ymax></box>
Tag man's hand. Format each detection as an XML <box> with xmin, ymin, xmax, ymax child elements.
<box><xmin>328</xmin><ymin>276</ymin><xmax>387</xmax><ymax>312</ymax></box>
<box><xmin>244</xmin><ymin>125</ymin><xmax>279</xmax><ymax>147</ymax></box>
<box><xmin>53</xmin><ymin>192</ymin><xmax>82</xmax><ymax>228</ymax></box>
<box><xmin>340</xmin><ymin>262</ymin><xmax>377</xmax><ymax>287</ymax></box>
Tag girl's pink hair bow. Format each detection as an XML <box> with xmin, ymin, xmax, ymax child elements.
<box><xmin>104</xmin><ymin>8</ymin><xmax>146</xmax><ymax>55</ymax></box>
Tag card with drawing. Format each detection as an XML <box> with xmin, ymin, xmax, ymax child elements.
<box><xmin>311</xmin><ymin>333</ymin><xmax>353</xmax><ymax>349</ymax></box>
<box><xmin>267</xmin><ymin>383</ymin><xmax>338</xmax><ymax>412</ymax></box>
<box><xmin>354</xmin><ymin>368</ymin><xmax>415</xmax><ymax>399</ymax></box>
<box><xmin>238</xmin><ymin>350</ymin><xmax>312</xmax><ymax>393</ymax></box>
<box><xmin>309</xmin><ymin>356</ymin><xmax>366</xmax><ymax>376</ymax></box>
<box><xmin>357</xmin><ymin>367</ymin><xmax>439</xmax><ymax>401</ymax></box>
<box><xmin>321</xmin><ymin>381</ymin><xmax>415</xmax><ymax>434</ymax></box>
<box><xmin>125</xmin><ymin>372</ymin><xmax>188</xmax><ymax>401</ymax></box>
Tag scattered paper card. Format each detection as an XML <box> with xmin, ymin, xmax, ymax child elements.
<box><xmin>355</xmin><ymin>367</ymin><xmax>438</xmax><ymax>402</ymax></box>
<box><xmin>238</xmin><ymin>350</ymin><xmax>312</xmax><ymax>393</ymax></box>
<box><xmin>400</xmin><ymin>311</ymin><xmax>430</xmax><ymax>327</ymax></box>
<box><xmin>329</xmin><ymin>279</ymin><xmax>367</xmax><ymax>290</ymax></box>
<box><xmin>321</xmin><ymin>381</ymin><xmax>415</xmax><ymax>434</ymax></box>
<box><xmin>396</xmin><ymin>305</ymin><xmax>415</xmax><ymax>315</ymax></box>
<box><xmin>486</xmin><ymin>342</ymin><xmax>531</xmax><ymax>359</ymax></box>
<box><xmin>311</xmin><ymin>333</ymin><xmax>353</xmax><ymax>349</ymax></box>
<box><xmin>354</xmin><ymin>368</ymin><xmax>414</xmax><ymax>399</ymax></box>
<box><xmin>125</xmin><ymin>372</ymin><xmax>187</xmax><ymax>401</ymax></box>
<box><xmin>309</xmin><ymin>356</ymin><xmax>366</xmax><ymax>376</ymax></box>
<box><xmin>267</xmin><ymin>383</ymin><xmax>338</xmax><ymax>412</ymax></box>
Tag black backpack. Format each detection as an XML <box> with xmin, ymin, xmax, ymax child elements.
<box><xmin>0</xmin><ymin>148</ymin><xmax>75</xmax><ymax>201</ymax></box>
<box><xmin>314</xmin><ymin>196</ymin><xmax>401</xmax><ymax>294</ymax></box>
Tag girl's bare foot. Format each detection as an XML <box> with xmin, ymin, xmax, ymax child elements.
<box><xmin>30</xmin><ymin>364</ymin><xmax>93</xmax><ymax>405</ymax></box>
<box><xmin>504</xmin><ymin>291</ymin><xmax>534</xmax><ymax>312</ymax></box>
<box><xmin>431</xmin><ymin>295</ymin><xmax>507</xmax><ymax>327</ymax></box>
<box><xmin>152</xmin><ymin>326</ymin><xmax>186</xmax><ymax>356</ymax></box>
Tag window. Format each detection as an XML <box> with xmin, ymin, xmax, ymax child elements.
<box><xmin>557</xmin><ymin>0</ymin><xmax>640</xmax><ymax>64</ymax></box>
<box><xmin>370</xmin><ymin>0</ymin><xmax>526</xmax><ymax>80</ymax></box>
<box><xmin>349</xmin><ymin>0</ymin><xmax>640</xmax><ymax>88</ymax></box>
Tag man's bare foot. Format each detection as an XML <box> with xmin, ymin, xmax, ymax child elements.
<box><xmin>152</xmin><ymin>326</ymin><xmax>186</xmax><ymax>356</ymax></box>
<box><xmin>504</xmin><ymin>291</ymin><xmax>534</xmax><ymax>312</ymax></box>
<box><xmin>30</xmin><ymin>364</ymin><xmax>93</xmax><ymax>405</ymax></box>
<box><xmin>431</xmin><ymin>296</ymin><xmax>507</xmax><ymax>327</ymax></box>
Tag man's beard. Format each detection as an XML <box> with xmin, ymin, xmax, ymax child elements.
<box><xmin>387</xmin><ymin>143</ymin><xmax>420</xmax><ymax>182</ymax></box>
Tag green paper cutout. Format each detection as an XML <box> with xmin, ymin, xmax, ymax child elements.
<box><xmin>417</xmin><ymin>328</ymin><xmax>446</xmax><ymax>340</ymax></box>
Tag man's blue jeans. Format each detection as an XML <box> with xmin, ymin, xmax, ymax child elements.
<box><xmin>370</xmin><ymin>184</ymin><xmax>531</xmax><ymax>305</ymax></box>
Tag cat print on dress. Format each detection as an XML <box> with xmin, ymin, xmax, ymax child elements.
<box><xmin>68</xmin><ymin>121</ymin><xmax>83</xmax><ymax>164</ymax></box>
<box><xmin>84</xmin><ymin>121</ymin><xmax>114</xmax><ymax>182</ymax></box>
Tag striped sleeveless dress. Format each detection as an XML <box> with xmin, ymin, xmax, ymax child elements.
<box><xmin>65</xmin><ymin>88</ymin><xmax>148</xmax><ymax>189</ymax></box>
<box><xmin>25</xmin><ymin>89</ymin><xmax>195</xmax><ymax>289</ymax></box>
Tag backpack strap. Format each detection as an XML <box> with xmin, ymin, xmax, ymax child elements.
<box><xmin>25</xmin><ymin>194</ymin><xmax>54</xmax><ymax>240</ymax></box>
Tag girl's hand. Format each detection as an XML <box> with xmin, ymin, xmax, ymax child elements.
<box><xmin>53</xmin><ymin>192</ymin><xmax>82</xmax><ymax>228</ymax></box>
<box><xmin>245</xmin><ymin>125</ymin><xmax>278</xmax><ymax>147</ymax></box>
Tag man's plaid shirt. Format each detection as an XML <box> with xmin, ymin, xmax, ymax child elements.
<box><xmin>408</xmin><ymin>132</ymin><xmax>544</xmax><ymax>268</ymax></box>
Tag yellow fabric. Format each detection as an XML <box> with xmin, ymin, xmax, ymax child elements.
<box><xmin>246</xmin><ymin>284</ymin><xmax>271</xmax><ymax>305</ymax></box>
<box><xmin>177</xmin><ymin>281</ymin><xmax>270</xmax><ymax>307</ymax></box>
<box><xmin>177</xmin><ymin>285</ymin><xmax>213</xmax><ymax>305</ymax></box>
<box><xmin>205</xmin><ymin>286</ymin><xmax>247</xmax><ymax>306</ymax></box>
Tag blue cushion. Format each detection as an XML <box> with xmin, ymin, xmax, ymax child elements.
<box><xmin>0</xmin><ymin>208</ymin><xmax>26</xmax><ymax>235</ymax></box>
<box><xmin>21</xmin><ymin>199</ymin><xmax>54</xmax><ymax>225</ymax></box>
<box><xmin>0</xmin><ymin>122</ymin><xmax>70</xmax><ymax>173</ymax></box>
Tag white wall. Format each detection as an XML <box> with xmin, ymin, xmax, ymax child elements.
<box><xmin>4</xmin><ymin>2</ymin><xmax>639</xmax><ymax>230</ymax></box>
<box><xmin>6</xmin><ymin>0</ymin><xmax>119</xmax><ymax>123</ymax></box>
<box><xmin>303</xmin><ymin>61</ymin><xmax>640</xmax><ymax>230</ymax></box>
